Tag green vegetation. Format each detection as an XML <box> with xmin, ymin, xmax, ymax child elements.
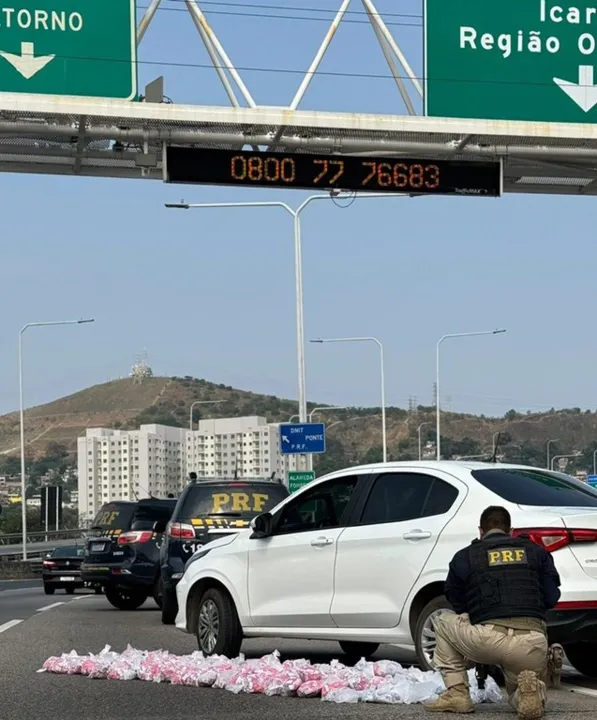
<box><xmin>0</xmin><ymin>376</ymin><xmax>596</xmax><ymax>483</ymax></box>
<box><xmin>0</xmin><ymin>503</ymin><xmax>79</xmax><ymax>534</ymax></box>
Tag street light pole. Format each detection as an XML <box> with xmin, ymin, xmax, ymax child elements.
<box><xmin>417</xmin><ymin>422</ymin><xmax>430</xmax><ymax>461</ymax></box>
<box><xmin>546</xmin><ymin>439</ymin><xmax>559</xmax><ymax>470</ymax></box>
<box><xmin>189</xmin><ymin>400</ymin><xmax>225</xmax><ymax>430</ymax></box>
<box><xmin>593</xmin><ymin>448</ymin><xmax>597</xmax><ymax>476</ymax></box>
<box><xmin>308</xmin><ymin>406</ymin><xmax>347</xmax><ymax>422</ymax></box>
<box><xmin>311</xmin><ymin>337</ymin><xmax>387</xmax><ymax>462</ymax></box>
<box><xmin>166</xmin><ymin>193</ymin><xmax>408</xmax><ymax>470</ymax></box>
<box><xmin>19</xmin><ymin>318</ymin><xmax>94</xmax><ymax>561</ymax></box>
<box><xmin>551</xmin><ymin>453</ymin><xmax>581</xmax><ymax>472</ymax></box>
<box><xmin>435</xmin><ymin>329</ymin><xmax>506</xmax><ymax>461</ymax></box>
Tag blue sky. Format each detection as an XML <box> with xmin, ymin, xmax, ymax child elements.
<box><xmin>0</xmin><ymin>0</ymin><xmax>593</xmax><ymax>418</ymax></box>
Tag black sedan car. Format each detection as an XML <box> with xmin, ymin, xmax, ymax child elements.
<box><xmin>42</xmin><ymin>545</ymin><xmax>88</xmax><ymax>595</ymax></box>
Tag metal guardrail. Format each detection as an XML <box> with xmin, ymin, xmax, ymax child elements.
<box><xmin>0</xmin><ymin>539</ymin><xmax>84</xmax><ymax>560</ymax></box>
<box><xmin>0</xmin><ymin>529</ymin><xmax>88</xmax><ymax>561</ymax></box>
<box><xmin>0</xmin><ymin>528</ymin><xmax>85</xmax><ymax>546</ymax></box>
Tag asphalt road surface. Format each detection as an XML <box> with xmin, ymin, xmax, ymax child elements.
<box><xmin>0</xmin><ymin>578</ymin><xmax>80</xmax><ymax>629</ymax></box>
<box><xmin>1</xmin><ymin>587</ymin><xmax>597</xmax><ymax>720</ymax></box>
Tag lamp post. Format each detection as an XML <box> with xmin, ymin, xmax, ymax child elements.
<box><xmin>417</xmin><ymin>422</ymin><xmax>430</xmax><ymax>461</ymax></box>
<box><xmin>593</xmin><ymin>448</ymin><xmax>597</xmax><ymax>476</ymax></box>
<box><xmin>311</xmin><ymin>337</ymin><xmax>386</xmax><ymax>462</ymax></box>
<box><xmin>551</xmin><ymin>453</ymin><xmax>581</xmax><ymax>472</ymax></box>
<box><xmin>435</xmin><ymin>329</ymin><xmax>506</xmax><ymax>460</ymax></box>
<box><xmin>19</xmin><ymin>318</ymin><xmax>94</xmax><ymax>560</ymax></box>
<box><xmin>166</xmin><ymin>193</ymin><xmax>407</xmax><ymax>470</ymax></box>
<box><xmin>546</xmin><ymin>439</ymin><xmax>559</xmax><ymax>470</ymax></box>
<box><xmin>189</xmin><ymin>400</ymin><xmax>225</xmax><ymax>430</ymax></box>
<box><xmin>308</xmin><ymin>406</ymin><xmax>347</xmax><ymax>422</ymax></box>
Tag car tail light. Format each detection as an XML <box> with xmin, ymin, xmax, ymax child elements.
<box><xmin>512</xmin><ymin>527</ymin><xmax>597</xmax><ymax>552</ymax></box>
<box><xmin>555</xmin><ymin>601</ymin><xmax>597</xmax><ymax>610</ymax></box>
<box><xmin>117</xmin><ymin>531</ymin><xmax>153</xmax><ymax>545</ymax></box>
<box><xmin>42</xmin><ymin>560</ymin><xmax>55</xmax><ymax>567</ymax></box>
<box><xmin>168</xmin><ymin>522</ymin><xmax>195</xmax><ymax>539</ymax></box>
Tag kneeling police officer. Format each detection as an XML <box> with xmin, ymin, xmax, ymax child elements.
<box><xmin>425</xmin><ymin>505</ymin><xmax>561</xmax><ymax>719</ymax></box>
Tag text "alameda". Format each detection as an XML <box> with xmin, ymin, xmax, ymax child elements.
<box><xmin>0</xmin><ymin>8</ymin><xmax>83</xmax><ymax>31</ymax></box>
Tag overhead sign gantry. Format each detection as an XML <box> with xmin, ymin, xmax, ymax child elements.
<box><xmin>0</xmin><ymin>0</ymin><xmax>594</xmax><ymax>197</ymax></box>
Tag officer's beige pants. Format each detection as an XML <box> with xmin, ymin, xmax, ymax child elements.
<box><xmin>434</xmin><ymin>612</ymin><xmax>548</xmax><ymax>708</ymax></box>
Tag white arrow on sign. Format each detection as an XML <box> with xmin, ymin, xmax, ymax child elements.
<box><xmin>0</xmin><ymin>42</ymin><xmax>55</xmax><ymax>80</ymax></box>
<box><xmin>554</xmin><ymin>65</ymin><xmax>597</xmax><ymax>113</ymax></box>
<box><xmin>282</xmin><ymin>435</ymin><xmax>289</xmax><ymax>443</ymax></box>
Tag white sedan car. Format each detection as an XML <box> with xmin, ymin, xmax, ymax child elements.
<box><xmin>175</xmin><ymin>461</ymin><xmax>597</xmax><ymax>677</ymax></box>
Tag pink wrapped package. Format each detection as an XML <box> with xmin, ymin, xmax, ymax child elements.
<box><xmin>297</xmin><ymin>679</ymin><xmax>323</xmax><ymax>698</ymax></box>
<box><xmin>40</xmin><ymin>646</ymin><xmax>504</xmax><ymax>706</ymax></box>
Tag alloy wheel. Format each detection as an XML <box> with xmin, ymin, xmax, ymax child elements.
<box><xmin>421</xmin><ymin>608</ymin><xmax>450</xmax><ymax>668</ymax></box>
<box><xmin>198</xmin><ymin>598</ymin><xmax>220</xmax><ymax>654</ymax></box>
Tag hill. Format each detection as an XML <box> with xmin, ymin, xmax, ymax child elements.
<box><xmin>2</xmin><ymin>376</ymin><xmax>597</xmax><ymax>476</ymax></box>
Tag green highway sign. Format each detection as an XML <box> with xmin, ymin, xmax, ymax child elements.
<box><xmin>425</xmin><ymin>0</ymin><xmax>597</xmax><ymax>123</ymax></box>
<box><xmin>288</xmin><ymin>471</ymin><xmax>315</xmax><ymax>494</ymax></box>
<box><xmin>0</xmin><ymin>0</ymin><xmax>137</xmax><ymax>98</ymax></box>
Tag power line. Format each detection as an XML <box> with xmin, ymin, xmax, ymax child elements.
<box><xmin>164</xmin><ymin>0</ymin><xmax>422</xmax><ymax>21</ymax></box>
<box><xmin>17</xmin><ymin>52</ymin><xmax>583</xmax><ymax>92</ymax></box>
<box><xmin>137</xmin><ymin>0</ymin><xmax>422</xmax><ymax>26</ymax></box>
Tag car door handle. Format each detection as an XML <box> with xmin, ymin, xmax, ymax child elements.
<box><xmin>403</xmin><ymin>530</ymin><xmax>432</xmax><ymax>541</ymax></box>
<box><xmin>310</xmin><ymin>537</ymin><xmax>334</xmax><ymax>547</ymax></box>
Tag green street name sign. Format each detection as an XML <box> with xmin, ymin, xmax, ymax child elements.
<box><xmin>288</xmin><ymin>471</ymin><xmax>315</xmax><ymax>494</ymax></box>
<box><xmin>0</xmin><ymin>0</ymin><xmax>137</xmax><ymax>98</ymax></box>
<box><xmin>425</xmin><ymin>0</ymin><xmax>597</xmax><ymax>123</ymax></box>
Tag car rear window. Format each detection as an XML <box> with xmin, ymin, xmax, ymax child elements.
<box><xmin>472</xmin><ymin>468</ymin><xmax>597</xmax><ymax>507</ymax></box>
<box><xmin>179</xmin><ymin>481</ymin><xmax>289</xmax><ymax>519</ymax></box>
<box><xmin>51</xmin><ymin>546</ymin><xmax>85</xmax><ymax>557</ymax></box>
<box><xmin>91</xmin><ymin>502</ymin><xmax>135</xmax><ymax>531</ymax></box>
<box><xmin>129</xmin><ymin>501</ymin><xmax>177</xmax><ymax>530</ymax></box>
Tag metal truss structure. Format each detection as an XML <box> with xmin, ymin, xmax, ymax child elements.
<box><xmin>2</xmin><ymin>0</ymin><xmax>597</xmax><ymax>195</ymax></box>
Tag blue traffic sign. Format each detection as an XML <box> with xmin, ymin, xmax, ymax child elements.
<box><xmin>588</xmin><ymin>475</ymin><xmax>597</xmax><ymax>488</ymax></box>
<box><xmin>280</xmin><ymin>423</ymin><xmax>326</xmax><ymax>455</ymax></box>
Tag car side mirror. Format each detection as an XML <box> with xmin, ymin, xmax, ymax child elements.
<box><xmin>153</xmin><ymin>520</ymin><xmax>167</xmax><ymax>534</ymax></box>
<box><xmin>250</xmin><ymin>512</ymin><xmax>273</xmax><ymax>539</ymax></box>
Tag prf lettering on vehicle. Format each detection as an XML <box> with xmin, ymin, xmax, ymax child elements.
<box><xmin>210</xmin><ymin>492</ymin><xmax>269</xmax><ymax>514</ymax></box>
<box><xmin>487</xmin><ymin>548</ymin><xmax>528</xmax><ymax>566</ymax></box>
<box><xmin>95</xmin><ymin>510</ymin><xmax>120</xmax><ymax>526</ymax></box>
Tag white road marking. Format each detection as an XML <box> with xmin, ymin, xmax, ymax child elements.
<box><xmin>36</xmin><ymin>602</ymin><xmax>64</xmax><ymax>612</ymax></box>
<box><xmin>0</xmin><ymin>619</ymin><xmax>23</xmax><ymax>633</ymax></box>
<box><xmin>568</xmin><ymin>686</ymin><xmax>597</xmax><ymax>697</ymax></box>
<box><xmin>72</xmin><ymin>594</ymin><xmax>92</xmax><ymax>600</ymax></box>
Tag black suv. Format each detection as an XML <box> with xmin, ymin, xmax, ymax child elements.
<box><xmin>159</xmin><ymin>478</ymin><xmax>289</xmax><ymax>624</ymax></box>
<box><xmin>81</xmin><ymin>498</ymin><xmax>177</xmax><ymax>611</ymax></box>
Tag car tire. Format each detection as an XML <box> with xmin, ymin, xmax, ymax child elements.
<box><xmin>414</xmin><ymin>595</ymin><xmax>453</xmax><ymax>671</ymax></box>
<box><xmin>196</xmin><ymin>587</ymin><xmax>242</xmax><ymax>657</ymax></box>
<box><xmin>104</xmin><ymin>586</ymin><xmax>148</xmax><ymax>611</ymax></box>
<box><xmin>338</xmin><ymin>641</ymin><xmax>380</xmax><ymax>660</ymax></box>
<box><xmin>152</xmin><ymin>576</ymin><xmax>163</xmax><ymax>609</ymax></box>
<box><xmin>563</xmin><ymin>643</ymin><xmax>597</xmax><ymax>678</ymax></box>
<box><xmin>161</xmin><ymin>587</ymin><xmax>178</xmax><ymax>625</ymax></box>
<box><xmin>43</xmin><ymin>585</ymin><xmax>55</xmax><ymax>595</ymax></box>
<box><xmin>94</xmin><ymin>586</ymin><xmax>103</xmax><ymax>595</ymax></box>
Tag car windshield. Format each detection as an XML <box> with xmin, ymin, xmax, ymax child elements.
<box><xmin>51</xmin><ymin>546</ymin><xmax>85</xmax><ymax>557</ymax></box>
<box><xmin>180</xmin><ymin>481</ymin><xmax>289</xmax><ymax>519</ymax></box>
<box><xmin>91</xmin><ymin>502</ymin><xmax>135</xmax><ymax>532</ymax></box>
<box><xmin>472</xmin><ymin>468</ymin><xmax>597</xmax><ymax>507</ymax></box>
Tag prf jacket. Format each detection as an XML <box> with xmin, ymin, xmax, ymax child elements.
<box><xmin>445</xmin><ymin>531</ymin><xmax>561</xmax><ymax>625</ymax></box>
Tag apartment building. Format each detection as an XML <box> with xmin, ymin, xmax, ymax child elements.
<box><xmin>78</xmin><ymin>416</ymin><xmax>299</xmax><ymax>521</ymax></box>
<box><xmin>187</xmin><ymin>416</ymin><xmax>299</xmax><ymax>479</ymax></box>
<box><xmin>77</xmin><ymin>424</ymin><xmax>186</xmax><ymax>522</ymax></box>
